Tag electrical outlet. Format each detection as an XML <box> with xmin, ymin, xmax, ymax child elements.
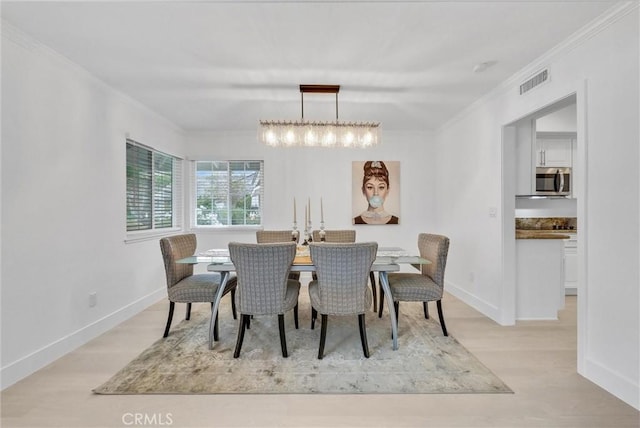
<box><xmin>89</xmin><ymin>292</ymin><xmax>97</xmax><ymax>308</ymax></box>
<box><xmin>489</xmin><ymin>206</ymin><xmax>497</xmax><ymax>218</ymax></box>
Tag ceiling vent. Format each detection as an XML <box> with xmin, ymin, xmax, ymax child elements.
<box><xmin>520</xmin><ymin>69</ymin><xmax>548</xmax><ymax>95</ymax></box>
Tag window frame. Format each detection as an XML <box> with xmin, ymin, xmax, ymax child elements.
<box><xmin>189</xmin><ymin>159</ymin><xmax>264</xmax><ymax>231</ymax></box>
<box><xmin>125</xmin><ymin>139</ymin><xmax>183</xmax><ymax>242</ymax></box>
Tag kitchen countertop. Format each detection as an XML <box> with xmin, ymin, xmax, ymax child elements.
<box><xmin>516</xmin><ymin>229</ymin><xmax>573</xmax><ymax>239</ymax></box>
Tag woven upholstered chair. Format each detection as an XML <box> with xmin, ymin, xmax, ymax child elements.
<box><xmin>159</xmin><ymin>234</ymin><xmax>237</xmax><ymax>339</ymax></box>
<box><xmin>256</xmin><ymin>229</ymin><xmax>299</xmax><ymax>244</ymax></box>
<box><xmin>229</xmin><ymin>242</ymin><xmax>300</xmax><ymax>358</ymax></box>
<box><xmin>311</xmin><ymin>229</ymin><xmax>378</xmax><ymax>312</ymax></box>
<box><xmin>381</xmin><ymin>233</ymin><xmax>450</xmax><ymax>336</ymax></box>
<box><xmin>308</xmin><ymin>242</ymin><xmax>378</xmax><ymax>359</ymax></box>
<box><xmin>311</xmin><ymin>229</ymin><xmax>355</xmax><ymax>243</ymax></box>
<box><xmin>256</xmin><ymin>230</ymin><xmax>300</xmax><ymax>281</ymax></box>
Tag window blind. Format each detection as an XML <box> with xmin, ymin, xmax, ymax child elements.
<box><xmin>126</xmin><ymin>140</ymin><xmax>182</xmax><ymax>232</ymax></box>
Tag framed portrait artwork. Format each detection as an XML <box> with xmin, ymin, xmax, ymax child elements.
<box><xmin>352</xmin><ymin>161</ymin><xmax>400</xmax><ymax>225</ymax></box>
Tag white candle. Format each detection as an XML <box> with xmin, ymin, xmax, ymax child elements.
<box><xmin>293</xmin><ymin>197</ymin><xmax>297</xmax><ymax>223</ymax></box>
<box><xmin>305</xmin><ymin>204</ymin><xmax>308</xmax><ymax>228</ymax></box>
<box><xmin>308</xmin><ymin>198</ymin><xmax>311</xmax><ymax>224</ymax></box>
<box><xmin>321</xmin><ymin>197</ymin><xmax>324</xmax><ymax>222</ymax></box>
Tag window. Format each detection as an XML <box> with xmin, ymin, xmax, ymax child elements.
<box><xmin>126</xmin><ymin>140</ymin><xmax>182</xmax><ymax>233</ymax></box>
<box><xmin>194</xmin><ymin>160</ymin><xmax>263</xmax><ymax>227</ymax></box>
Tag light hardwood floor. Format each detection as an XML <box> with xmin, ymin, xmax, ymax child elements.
<box><xmin>2</xmin><ymin>287</ymin><xmax>638</xmax><ymax>427</ymax></box>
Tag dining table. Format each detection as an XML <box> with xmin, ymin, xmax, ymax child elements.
<box><xmin>177</xmin><ymin>246</ymin><xmax>430</xmax><ymax>351</ymax></box>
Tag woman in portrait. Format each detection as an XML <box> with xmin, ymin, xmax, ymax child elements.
<box><xmin>353</xmin><ymin>161</ymin><xmax>399</xmax><ymax>225</ymax></box>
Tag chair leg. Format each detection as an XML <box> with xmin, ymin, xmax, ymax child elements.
<box><xmin>234</xmin><ymin>314</ymin><xmax>249</xmax><ymax>358</ymax></box>
<box><xmin>378</xmin><ymin>291</ymin><xmax>384</xmax><ymax>318</ymax></box>
<box><xmin>437</xmin><ymin>300</ymin><xmax>448</xmax><ymax>336</ymax></box>
<box><xmin>294</xmin><ymin>304</ymin><xmax>299</xmax><ymax>329</ymax></box>
<box><xmin>278</xmin><ymin>314</ymin><xmax>288</xmax><ymax>358</ymax></box>
<box><xmin>394</xmin><ymin>301</ymin><xmax>399</xmax><ymax>324</ymax></box>
<box><xmin>209</xmin><ymin>303</ymin><xmax>219</xmax><ymax>341</ymax></box>
<box><xmin>230</xmin><ymin>289</ymin><xmax>237</xmax><ymax>319</ymax></box>
<box><xmin>311</xmin><ymin>307</ymin><xmax>317</xmax><ymax>329</ymax></box>
<box><xmin>358</xmin><ymin>314</ymin><xmax>370</xmax><ymax>358</ymax></box>
<box><xmin>163</xmin><ymin>302</ymin><xmax>175</xmax><ymax>338</ymax></box>
<box><xmin>423</xmin><ymin>301</ymin><xmax>429</xmax><ymax>319</ymax></box>
<box><xmin>369</xmin><ymin>271</ymin><xmax>377</xmax><ymax>312</ymax></box>
<box><xmin>318</xmin><ymin>314</ymin><xmax>328</xmax><ymax>359</ymax></box>
<box><xmin>185</xmin><ymin>303</ymin><xmax>192</xmax><ymax>320</ymax></box>
<box><xmin>213</xmin><ymin>310</ymin><xmax>220</xmax><ymax>342</ymax></box>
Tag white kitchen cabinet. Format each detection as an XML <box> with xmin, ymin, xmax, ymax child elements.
<box><xmin>535</xmin><ymin>135</ymin><xmax>573</xmax><ymax>167</ymax></box>
<box><xmin>564</xmin><ymin>234</ymin><xmax>577</xmax><ymax>295</ymax></box>
<box><xmin>516</xmin><ymin>238</ymin><xmax>565</xmax><ymax>320</ymax></box>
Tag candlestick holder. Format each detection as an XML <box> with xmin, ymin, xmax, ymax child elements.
<box><xmin>319</xmin><ymin>222</ymin><xmax>326</xmax><ymax>242</ymax></box>
<box><xmin>307</xmin><ymin>220</ymin><xmax>313</xmax><ymax>243</ymax></box>
<box><xmin>291</xmin><ymin>222</ymin><xmax>299</xmax><ymax>243</ymax></box>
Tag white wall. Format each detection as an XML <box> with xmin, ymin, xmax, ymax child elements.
<box><xmin>435</xmin><ymin>4</ymin><xmax>639</xmax><ymax>409</ymax></box>
<box><xmin>1</xmin><ymin>26</ymin><xmax>185</xmax><ymax>388</ymax></box>
<box><xmin>435</xmin><ymin>104</ymin><xmax>505</xmax><ymax>320</ymax></box>
<box><xmin>185</xmin><ymin>130</ymin><xmax>437</xmax><ymax>263</ymax></box>
<box><xmin>536</xmin><ymin>102</ymin><xmax>577</xmax><ymax>132</ymax></box>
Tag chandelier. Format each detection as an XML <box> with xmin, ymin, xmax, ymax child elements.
<box><xmin>258</xmin><ymin>84</ymin><xmax>380</xmax><ymax>148</ymax></box>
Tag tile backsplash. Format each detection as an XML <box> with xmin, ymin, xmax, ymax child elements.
<box><xmin>516</xmin><ymin>217</ymin><xmax>577</xmax><ymax>230</ymax></box>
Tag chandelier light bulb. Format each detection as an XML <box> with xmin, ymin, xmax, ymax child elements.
<box><xmin>363</xmin><ymin>131</ymin><xmax>373</xmax><ymax>146</ymax></box>
<box><xmin>265</xmin><ymin>129</ymin><xmax>277</xmax><ymax>146</ymax></box>
<box><xmin>322</xmin><ymin>128</ymin><xmax>336</xmax><ymax>146</ymax></box>
<box><xmin>343</xmin><ymin>130</ymin><xmax>355</xmax><ymax>147</ymax></box>
<box><xmin>285</xmin><ymin>128</ymin><xmax>296</xmax><ymax>145</ymax></box>
<box><xmin>304</xmin><ymin>128</ymin><xmax>318</xmax><ymax>146</ymax></box>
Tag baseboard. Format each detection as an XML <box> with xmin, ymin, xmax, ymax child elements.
<box><xmin>0</xmin><ymin>289</ymin><xmax>165</xmax><ymax>390</ymax></box>
<box><xmin>445</xmin><ymin>281</ymin><xmax>503</xmax><ymax>324</ymax></box>
<box><xmin>581</xmin><ymin>356</ymin><xmax>640</xmax><ymax>411</ymax></box>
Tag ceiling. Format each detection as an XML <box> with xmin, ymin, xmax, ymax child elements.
<box><xmin>1</xmin><ymin>1</ymin><xmax>615</xmax><ymax>133</ymax></box>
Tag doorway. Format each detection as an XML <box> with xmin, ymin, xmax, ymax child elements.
<box><xmin>533</xmin><ymin>99</ymin><xmax>578</xmax><ymax>296</ymax></box>
<box><xmin>501</xmin><ymin>90</ymin><xmax>586</xmax><ymax>368</ymax></box>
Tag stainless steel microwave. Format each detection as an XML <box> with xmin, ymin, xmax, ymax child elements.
<box><xmin>536</xmin><ymin>167</ymin><xmax>571</xmax><ymax>196</ymax></box>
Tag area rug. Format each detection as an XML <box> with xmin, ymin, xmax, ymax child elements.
<box><xmin>94</xmin><ymin>295</ymin><xmax>512</xmax><ymax>394</ymax></box>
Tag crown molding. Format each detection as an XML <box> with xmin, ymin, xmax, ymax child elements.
<box><xmin>439</xmin><ymin>1</ymin><xmax>639</xmax><ymax>132</ymax></box>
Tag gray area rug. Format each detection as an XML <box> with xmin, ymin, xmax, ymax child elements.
<box><xmin>94</xmin><ymin>295</ymin><xmax>512</xmax><ymax>394</ymax></box>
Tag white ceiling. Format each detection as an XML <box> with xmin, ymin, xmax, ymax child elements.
<box><xmin>1</xmin><ymin>1</ymin><xmax>615</xmax><ymax>132</ymax></box>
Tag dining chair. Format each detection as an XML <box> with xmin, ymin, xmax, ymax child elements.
<box><xmin>308</xmin><ymin>242</ymin><xmax>378</xmax><ymax>359</ymax></box>
<box><xmin>159</xmin><ymin>233</ymin><xmax>237</xmax><ymax>339</ymax></box>
<box><xmin>256</xmin><ymin>230</ymin><xmax>300</xmax><ymax>281</ymax></box>
<box><xmin>256</xmin><ymin>229</ymin><xmax>299</xmax><ymax>244</ymax></box>
<box><xmin>228</xmin><ymin>242</ymin><xmax>300</xmax><ymax>358</ymax></box>
<box><xmin>381</xmin><ymin>233</ymin><xmax>450</xmax><ymax>336</ymax></box>
<box><xmin>312</xmin><ymin>229</ymin><xmax>355</xmax><ymax>243</ymax></box>
<box><xmin>311</xmin><ymin>229</ymin><xmax>378</xmax><ymax>312</ymax></box>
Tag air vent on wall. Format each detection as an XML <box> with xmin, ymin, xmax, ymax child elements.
<box><xmin>520</xmin><ymin>69</ymin><xmax>548</xmax><ymax>95</ymax></box>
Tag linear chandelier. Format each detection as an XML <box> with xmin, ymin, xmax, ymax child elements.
<box><xmin>258</xmin><ymin>84</ymin><xmax>380</xmax><ymax>148</ymax></box>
